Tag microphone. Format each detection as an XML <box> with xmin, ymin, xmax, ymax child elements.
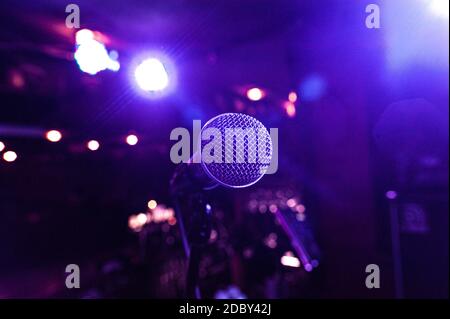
<box><xmin>171</xmin><ymin>112</ymin><xmax>273</xmax><ymax>193</ymax></box>
<box><xmin>170</xmin><ymin>113</ymin><xmax>273</xmax><ymax>299</ymax></box>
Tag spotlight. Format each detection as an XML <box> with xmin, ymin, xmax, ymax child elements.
<box><xmin>128</xmin><ymin>214</ymin><xmax>145</xmax><ymax>232</ymax></box>
<box><xmin>281</xmin><ymin>252</ymin><xmax>300</xmax><ymax>268</ymax></box>
<box><xmin>3</xmin><ymin>151</ymin><xmax>17</xmax><ymax>162</ymax></box>
<box><xmin>288</xmin><ymin>91</ymin><xmax>298</xmax><ymax>103</ymax></box>
<box><xmin>295</xmin><ymin>204</ymin><xmax>306</xmax><ymax>214</ymax></box>
<box><xmin>136</xmin><ymin>213</ymin><xmax>148</xmax><ymax>225</ymax></box>
<box><xmin>264</xmin><ymin>233</ymin><xmax>278</xmax><ymax>249</ymax></box>
<box><xmin>87</xmin><ymin>140</ymin><xmax>100</xmax><ymax>151</ymax></box>
<box><xmin>286</xmin><ymin>198</ymin><xmax>297</xmax><ymax>208</ymax></box>
<box><xmin>284</xmin><ymin>101</ymin><xmax>296</xmax><ymax>118</ymax></box>
<box><xmin>429</xmin><ymin>0</ymin><xmax>449</xmax><ymax>18</ymax></box>
<box><xmin>0</xmin><ymin>141</ymin><xmax>5</xmax><ymax>152</ymax></box>
<box><xmin>10</xmin><ymin>70</ymin><xmax>25</xmax><ymax>89</ymax></box>
<box><xmin>246</xmin><ymin>87</ymin><xmax>264</xmax><ymax>101</ymax></box>
<box><xmin>304</xmin><ymin>263</ymin><xmax>313</xmax><ymax>272</ymax></box>
<box><xmin>386</xmin><ymin>190</ymin><xmax>398</xmax><ymax>200</ymax></box>
<box><xmin>74</xmin><ymin>29</ymin><xmax>120</xmax><ymax>75</ymax></box>
<box><xmin>269</xmin><ymin>204</ymin><xmax>278</xmax><ymax>213</ymax></box>
<box><xmin>296</xmin><ymin>213</ymin><xmax>306</xmax><ymax>222</ymax></box>
<box><xmin>75</xmin><ymin>29</ymin><xmax>95</xmax><ymax>45</ymax></box>
<box><xmin>147</xmin><ymin>200</ymin><xmax>157</xmax><ymax>210</ymax></box>
<box><xmin>126</xmin><ymin>134</ymin><xmax>138</xmax><ymax>146</ymax></box>
<box><xmin>134</xmin><ymin>58</ymin><xmax>170</xmax><ymax>92</ymax></box>
<box><xmin>168</xmin><ymin>216</ymin><xmax>177</xmax><ymax>226</ymax></box>
<box><xmin>45</xmin><ymin>130</ymin><xmax>62</xmax><ymax>143</ymax></box>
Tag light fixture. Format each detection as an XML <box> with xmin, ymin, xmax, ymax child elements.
<box><xmin>126</xmin><ymin>134</ymin><xmax>138</xmax><ymax>146</ymax></box>
<box><xmin>3</xmin><ymin>151</ymin><xmax>17</xmax><ymax>162</ymax></box>
<box><xmin>246</xmin><ymin>87</ymin><xmax>264</xmax><ymax>101</ymax></box>
<box><xmin>87</xmin><ymin>140</ymin><xmax>100</xmax><ymax>151</ymax></box>
<box><xmin>134</xmin><ymin>58</ymin><xmax>169</xmax><ymax>92</ymax></box>
<box><xmin>46</xmin><ymin>130</ymin><xmax>62</xmax><ymax>142</ymax></box>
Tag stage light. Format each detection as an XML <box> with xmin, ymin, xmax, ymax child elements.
<box><xmin>136</xmin><ymin>213</ymin><xmax>148</xmax><ymax>225</ymax></box>
<box><xmin>10</xmin><ymin>70</ymin><xmax>25</xmax><ymax>89</ymax></box>
<box><xmin>45</xmin><ymin>130</ymin><xmax>62</xmax><ymax>142</ymax></box>
<box><xmin>288</xmin><ymin>91</ymin><xmax>298</xmax><ymax>103</ymax></box>
<box><xmin>269</xmin><ymin>204</ymin><xmax>278</xmax><ymax>213</ymax></box>
<box><xmin>147</xmin><ymin>200</ymin><xmax>157</xmax><ymax>210</ymax></box>
<box><xmin>296</xmin><ymin>213</ymin><xmax>306</xmax><ymax>222</ymax></box>
<box><xmin>281</xmin><ymin>252</ymin><xmax>300</xmax><ymax>268</ymax></box>
<box><xmin>87</xmin><ymin>140</ymin><xmax>100</xmax><ymax>151</ymax></box>
<box><xmin>0</xmin><ymin>141</ymin><xmax>5</xmax><ymax>152</ymax></box>
<box><xmin>386</xmin><ymin>190</ymin><xmax>398</xmax><ymax>200</ymax></box>
<box><xmin>168</xmin><ymin>216</ymin><xmax>177</xmax><ymax>226</ymax></box>
<box><xmin>304</xmin><ymin>263</ymin><xmax>313</xmax><ymax>272</ymax></box>
<box><xmin>126</xmin><ymin>134</ymin><xmax>138</xmax><ymax>146</ymax></box>
<box><xmin>429</xmin><ymin>0</ymin><xmax>449</xmax><ymax>18</ymax></box>
<box><xmin>246</xmin><ymin>87</ymin><xmax>264</xmax><ymax>101</ymax></box>
<box><xmin>258</xmin><ymin>204</ymin><xmax>267</xmax><ymax>213</ymax></box>
<box><xmin>385</xmin><ymin>1</ymin><xmax>449</xmax><ymax>70</ymax></box>
<box><xmin>3</xmin><ymin>151</ymin><xmax>17</xmax><ymax>162</ymax></box>
<box><xmin>128</xmin><ymin>215</ymin><xmax>143</xmax><ymax>232</ymax></box>
<box><xmin>264</xmin><ymin>233</ymin><xmax>277</xmax><ymax>249</ymax></box>
<box><xmin>284</xmin><ymin>101</ymin><xmax>296</xmax><ymax>118</ymax></box>
<box><xmin>74</xmin><ymin>29</ymin><xmax>120</xmax><ymax>75</ymax></box>
<box><xmin>134</xmin><ymin>58</ymin><xmax>170</xmax><ymax>92</ymax></box>
<box><xmin>286</xmin><ymin>198</ymin><xmax>297</xmax><ymax>208</ymax></box>
<box><xmin>76</xmin><ymin>29</ymin><xmax>95</xmax><ymax>45</ymax></box>
<box><xmin>295</xmin><ymin>204</ymin><xmax>305</xmax><ymax>214</ymax></box>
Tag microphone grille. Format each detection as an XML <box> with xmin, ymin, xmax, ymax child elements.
<box><xmin>200</xmin><ymin>113</ymin><xmax>273</xmax><ymax>188</ymax></box>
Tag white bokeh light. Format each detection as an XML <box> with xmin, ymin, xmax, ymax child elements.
<box><xmin>87</xmin><ymin>140</ymin><xmax>100</xmax><ymax>151</ymax></box>
<box><xmin>126</xmin><ymin>134</ymin><xmax>138</xmax><ymax>146</ymax></box>
<box><xmin>134</xmin><ymin>58</ymin><xmax>169</xmax><ymax>92</ymax></box>
<box><xmin>3</xmin><ymin>151</ymin><xmax>17</xmax><ymax>162</ymax></box>
<box><xmin>429</xmin><ymin>0</ymin><xmax>450</xmax><ymax>18</ymax></box>
<box><xmin>74</xmin><ymin>29</ymin><xmax>120</xmax><ymax>75</ymax></box>
<box><xmin>246</xmin><ymin>87</ymin><xmax>264</xmax><ymax>101</ymax></box>
<box><xmin>46</xmin><ymin>130</ymin><xmax>62</xmax><ymax>142</ymax></box>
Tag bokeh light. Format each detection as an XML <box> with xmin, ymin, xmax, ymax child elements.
<box><xmin>386</xmin><ymin>190</ymin><xmax>398</xmax><ymax>200</ymax></box>
<box><xmin>3</xmin><ymin>151</ymin><xmax>17</xmax><ymax>162</ymax></box>
<box><xmin>281</xmin><ymin>251</ymin><xmax>300</xmax><ymax>268</ymax></box>
<box><xmin>284</xmin><ymin>101</ymin><xmax>296</xmax><ymax>118</ymax></box>
<box><xmin>147</xmin><ymin>200</ymin><xmax>157</xmax><ymax>210</ymax></box>
<box><xmin>126</xmin><ymin>134</ymin><xmax>138</xmax><ymax>146</ymax></box>
<box><xmin>87</xmin><ymin>140</ymin><xmax>100</xmax><ymax>151</ymax></box>
<box><xmin>45</xmin><ymin>130</ymin><xmax>62</xmax><ymax>143</ymax></box>
<box><xmin>246</xmin><ymin>87</ymin><xmax>264</xmax><ymax>101</ymax></box>
<box><xmin>75</xmin><ymin>29</ymin><xmax>95</xmax><ymax>45</ymax></box>
<box><xmin>134</xmin><ymin>58</ymin><xmax>169</xmax><ymax>92</ymax></box>
<box><xmin>74</xmin><ymin>29</ymin><xmax>120</xmax><ymax>75</ymax></box>
<box><xmin>136</xmin><ymin>213</ymin><xmax>148</xmax><ymax>225</ymax></box>
<box><xmin>429</xmin><ymin>0</ymin><xmax>450</xmax><ymax>18</ymax></box>
<box><xmin>288</xmin><ymin>91</ymin><xmax>298</xmax><ymax>103</ymax></box>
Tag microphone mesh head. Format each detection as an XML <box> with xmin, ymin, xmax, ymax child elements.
<box><xmin>200</xmin><ymin>113</ymin><xmax>273</xmax><ymax>188</ymax></box>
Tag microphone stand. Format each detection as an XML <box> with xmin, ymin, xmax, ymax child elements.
<box><xmin>185</xmin><ymin>194</ymin><xmax>212</xmax><ymax>299</ymax></box>
<box><xmin>171</xmin><ymin>164</ymin><xmax>213</xmax><ymax>299</ymax></box>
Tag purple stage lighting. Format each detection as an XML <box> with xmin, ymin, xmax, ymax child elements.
<box><xmin>74</xmin><ymin>29</ymin><xmax>120</xmax><ymax>75</ymax></box>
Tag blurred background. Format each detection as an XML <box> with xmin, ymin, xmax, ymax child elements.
<box><xmin>0</xmin><ymin>0</ymin><xmax>448</xmax><ymax>298</ymax></box>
